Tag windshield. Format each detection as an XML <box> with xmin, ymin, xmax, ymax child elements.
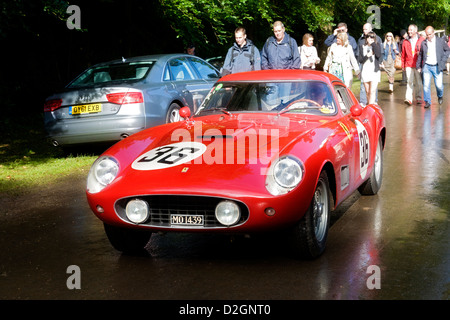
<box><xmin>67</xmin><ymin>61</ymin><xmax>155</xmax><ymax>88</ymax></box>
<box><xmin>197</xmin><ymin>81</ymin><xmax>337</xmax><ymax>116</ymax></box>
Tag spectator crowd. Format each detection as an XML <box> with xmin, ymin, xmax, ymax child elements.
<box><xmin>219</xmin><ymin>21</ymin><xmax>450</xmax><ymax>108</ymax></box>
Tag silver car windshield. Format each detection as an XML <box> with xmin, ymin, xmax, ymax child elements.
<box><xmin>197</xmin><ymin>81</ymin><xmax>337</xmax><ymax>116</ymax></box>
<box><xmin>67</xmin><ymin>61</ymin><xmax>155</xmax><ymax>88</ymax></box>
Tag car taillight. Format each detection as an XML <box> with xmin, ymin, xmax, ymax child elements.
<box><xmin>43</xmin><ymin>99</ymin><xmax>62</xmax><ymax>112</ymax></box>
<box><xmin>106</xmin><ymin>92</ymin><xmax>143</xmax><ymax>104</ymax></box>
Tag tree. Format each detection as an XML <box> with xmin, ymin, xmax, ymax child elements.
<box><xmin>158</xmin><ymin>0</ymin><xmax>450</xmax><ymax>56</ymax></box>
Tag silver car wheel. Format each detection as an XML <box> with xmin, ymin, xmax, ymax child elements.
<box><xmin>166</xmin><ymin>103</ymin><xmax>181</xmax><ymax>123</ymax></box>
<box><xmin>312</xmin><ymin>179</ymin><xmax>329</xmax><ymax>243</ymax></box>
<box><xmin>358</xmin><ymin>136</ymin><xmax>383</xmax><ymax>195</ymax></box>
<box><xmin>289</xmin><ymin>170</ymin><xmax>332</xmax><ymax>259</ymax></box>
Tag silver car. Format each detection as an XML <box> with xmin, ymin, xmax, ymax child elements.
<box><xmin>43</xmin><ymin>54</ymin><xmax>220</xmax><ymax>147</ymax></box>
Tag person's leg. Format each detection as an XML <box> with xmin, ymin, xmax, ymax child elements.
<box><xmin>434</xmin><ymin>66</ymin><xmax>444</xmax><ymax>100</ymax></box>
<box><xmin>369</xmin><ymin>81</ymin><xmax>378</xmax><ymax>104</ymax></box>
<box><xmin>360</xmin><ymin>81</ymin><xmax>367</xmax><ymax>105</ymax></box>
<box><xmin>422</xmin><ymin>64</ymin><xmax>432</xmax><ymax>105</ymax></box>
<box><xmin>412</xmin><ymin>68</ymin><xmax>423</xmax><ymax>103</ymax></box>
<box><xmin>363</xmin><ymin>82</ymin><xmax>371</xmax><ymax>104</ymax></box>
<box><xmin>404</xmin><ymin>67</ymin><xmax>413</xmax><ymax>104</ymax></box>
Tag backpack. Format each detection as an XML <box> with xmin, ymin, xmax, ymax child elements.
<box><xmin>231</xmin><ymin>44</ymin><xmax>255</xmax><ymax>70</ymax></box>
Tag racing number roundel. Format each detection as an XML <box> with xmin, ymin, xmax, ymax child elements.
<box><xmin>355</xmin><ymin>120</ymin><xmax>370</xmax><ymax>179</ymax></box>
<box><xmin>131</xmin><ymin>142</ymin><xmax>207</xmax><ymax>171</ymax></box>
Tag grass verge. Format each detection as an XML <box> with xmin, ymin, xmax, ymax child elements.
<box><xmin>0</xmin><ymin>113</ymin><xmax>99</xmax><ymax>195</ymax></box>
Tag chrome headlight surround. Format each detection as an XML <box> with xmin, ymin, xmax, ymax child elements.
<box><xmin>87</xmin><ymin>156</ymin><xmax>119</xmax><ymax>194</ymax></box>
<box><xmin>265</xmin><ymin>155</ymin><xmax>304</xmax><ymax>195</ymax></box>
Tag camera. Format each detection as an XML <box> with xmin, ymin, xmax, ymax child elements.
<box><xmin>367</xmin><ymin>48</ymin><xmax>373</xmax><ymax>62</ymax></box>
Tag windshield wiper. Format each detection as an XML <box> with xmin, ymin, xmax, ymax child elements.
<box><xmin>202</xmin><ymin>107</ymin><xmax>232</xmax><ymax>116</ymax></box>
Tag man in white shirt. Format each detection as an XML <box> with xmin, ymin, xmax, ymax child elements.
<box><xmin>417</xmin><ymin>26</ymin><xmax>450</xmax><ymax>107</ymax></box>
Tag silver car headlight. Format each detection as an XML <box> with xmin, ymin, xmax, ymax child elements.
<box><xmin>266</xmin><ymin>155</ymin><xmax>304</xmax><ymax>195</ymax></box>
<box><xmin>126</xmin><ymin>199</ymin><xmax>149</xmax><ymax>224</ymax></box>
<box><xmin>87</xmin><ymin>156</ymin><xmax>119</xmax><ymax>194</ymax></box>
<box><xmin>215</xmin><ymin>200</ymin><xmax>241</xmax><ymax>226</ymax></box>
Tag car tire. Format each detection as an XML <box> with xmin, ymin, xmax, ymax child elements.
<box><xmin>358</xmin><ymin>136</ymin><xmax>383</xmax><ymax>195</ymax></box>
<box><xmin>290</xmin><ymin>170</ymin><xmax>332</xmax><ymax>259</ymax></box>
<box><xmin>165</xmin><ymin>103</ymin><xmax>182</xmax><ymax>123</ymax></box>
<box><xmin>104</xmin><ymin>223</ymin><xmax>152</xmax><ymax>255</ymax></box>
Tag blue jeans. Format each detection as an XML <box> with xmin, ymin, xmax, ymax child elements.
<box><xmin>422</xmin><ymin>64</ymin><xmax>444</xmax><ymax>104</ymax></box>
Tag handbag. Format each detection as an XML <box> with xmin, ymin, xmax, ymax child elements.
<box><xmin>394</xmin><ymin>55</ymin><xmax>402</xmax><ymax>70</ymax></box>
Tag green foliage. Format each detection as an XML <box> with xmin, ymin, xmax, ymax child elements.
<box><xmin>158</xmin><ymin>0</ymin><xmax>449</xmax><ymax>55</ymax></box>
<box><xmin>159</xmin><ymin>0</ymin><xmax>270</xmax><ymax>49</ymax></box>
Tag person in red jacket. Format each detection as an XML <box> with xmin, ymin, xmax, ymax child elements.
<box><xmin>401</xmin><ymin>24</ymin><xmax>425</xmax><ymax>105</ymax></box>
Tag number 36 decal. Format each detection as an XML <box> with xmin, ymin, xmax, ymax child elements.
<box><xmin>355</xmin><ymin>120</ymin><xmax>370</xmax><ymax>179</ymax></box>
<box><xmin>132</xmin><ymin>142</ymin><xmax>207</xmax><ymax>171</ymax></box>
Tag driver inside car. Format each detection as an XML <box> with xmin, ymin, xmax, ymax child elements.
<box><xmin>310</xmin><ymin>84</ymin><xmax>335</xmax><ymax>113</ymax></box>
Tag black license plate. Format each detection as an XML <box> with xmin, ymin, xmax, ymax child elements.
<box><xmin>170</xmin><ymin>214</ymin><xmax>204</xmax><ymax>226</ymax></box>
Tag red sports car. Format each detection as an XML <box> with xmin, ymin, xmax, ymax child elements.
<box><xmin>86</xmin><ymin>69</ymin><xmax>386</xmax><ymax>259</ymax></box>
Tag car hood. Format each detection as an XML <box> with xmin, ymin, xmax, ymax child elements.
<box><xmin>103</xmin><ymin>113</ymin><xmax>332</xmax><ymax>197</ymax></box>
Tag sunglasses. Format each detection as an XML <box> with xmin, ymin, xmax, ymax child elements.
<box><xmin>367</xmin><ymin>35</ymin><xmax>375</xmax><ymax>39</ymax></box>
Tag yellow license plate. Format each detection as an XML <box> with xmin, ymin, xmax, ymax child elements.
<box><xmin>70</xmin><ymin>103</ymin><xmax>102</xmax><ymax>115</ymax></box>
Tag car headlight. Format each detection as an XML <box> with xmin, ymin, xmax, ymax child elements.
<box><xmin>266</xmin><ymin>155</ymin><xmax>303</xmax><ymax>195</ymax></box>
<box><xmin>87</xmin><ymin>156</ymin><xmax>119</xmax><ymax>193</ymax></box>
<box><xmin>215</xmin><ymin>201</ymin><xmax>241</xmax><ymax>226</ymax></box>
<box><xmin>126</xmin><ymin>199</ymin><xmax>149</xmax><ymax>224</ymax></box>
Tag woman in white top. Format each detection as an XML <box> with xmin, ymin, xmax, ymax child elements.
<box><xmin>323</xmin><ymin>32</ymin><xmax>359</xmax><ymax>88</ymax></box>
<box><xmin>299</xmin><ymin>33</ymin><xmax>320</xmax><ymax>70</ymax></box>
<box><xmin>358</xmin><ymin>31</ymin><xmax>382</xmax><ymax>105</ymax></box>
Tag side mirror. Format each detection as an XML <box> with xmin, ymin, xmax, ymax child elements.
<box><xmin>179</xmin><ymin>106</ymin><xmax>191</xmax><ymax>120</ymax></box>
<box><xmin>350</xmin><ymin>104</ymin><xmax>362</xmax><ymax>117</ymax></box>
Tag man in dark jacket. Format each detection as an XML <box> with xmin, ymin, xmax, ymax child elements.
<box><xmin>261</xmin><ymin>21</ymin><xmax>301</xmax><ymax>70</ymax></box>
<box><xmin>222</xmin><ymin>27</ymin><xmax>261</xmax><ymax>75</ymax></box>
<box><xmin>416</xmin><ymin>26</ymin><xmax>450</xmax><ymax>108</ymax></box>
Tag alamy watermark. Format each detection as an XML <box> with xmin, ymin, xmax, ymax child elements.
<box><xmin>367</xmin><ymin>5</ymin><xmax>381</xmax><ymax>29</ymax></box>
<box><xmin>66</xmin><ymin>265</ymin><xmax>81</xmax><ymax>290</ymax></box>
<box><xmin>66</xmin><ymin>5</ymin><xmax>81</xmax><ymax>30</ymax></box>
<box><xmin>366</xmin><ymin>265</ymin><xmax>381</xmax><ymax>289</ymax></box>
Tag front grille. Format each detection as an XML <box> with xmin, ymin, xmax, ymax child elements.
<box><xmin>115</xmin><ymin>195</ymin><xmax>249</xmax><ymax>228</ymax></box>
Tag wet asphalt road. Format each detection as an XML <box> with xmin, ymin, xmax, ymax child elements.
<box><xmin>0</xmin><ymin>73</ymin><xmax>449</xmax><ymax>301</ymax></box>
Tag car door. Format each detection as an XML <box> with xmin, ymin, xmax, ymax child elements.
<box><xmin>335</xmin><ymin>84</ymin><xmax>377</xmax><ymax>190</ymax></box>
<box><xmin>165</xmin><ymin>57</ymin><xmax>209</xmax><ymax>112</ymax></box>
<box><xmin>333</xmin><ymin>84</ymin><xmax>363</xmax><ymax>198</ymax></box>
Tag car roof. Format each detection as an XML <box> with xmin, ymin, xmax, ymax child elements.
<box><xmin>219</xmin><ymin>69</ymin><xmax>342</xmax><ymax>84</ymax></box>
<box><xmin>91</xmin><ymin>53</ymin><xmax>201</xmax><ymax>67</ymax></box>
